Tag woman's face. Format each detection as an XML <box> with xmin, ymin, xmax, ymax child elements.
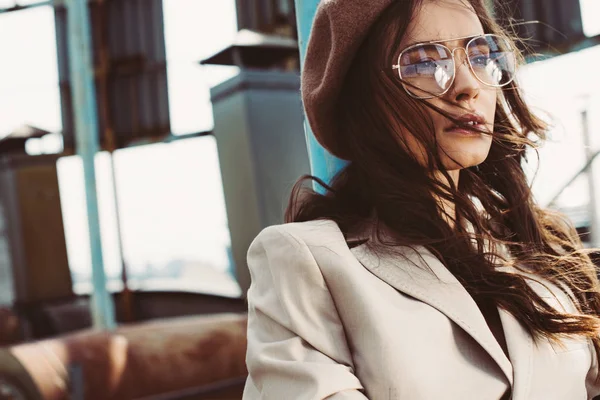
<box><xmin>399</xmin><ymin>0</ymin><xmax>496</xmax><ymax>176</ymax></box>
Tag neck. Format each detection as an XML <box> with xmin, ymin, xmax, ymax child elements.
<box><xmin>432</xmin><ymin>169</ymin><xmax>460</xmax><ymax>229</ymax></box>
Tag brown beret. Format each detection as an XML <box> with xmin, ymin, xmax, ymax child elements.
<box><xmin>301</xmin><ymin>0</ymin><xmax>395</xmax><ymax>159</ymax></box>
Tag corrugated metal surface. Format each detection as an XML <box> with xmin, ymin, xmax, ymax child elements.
<box><xmin>54</xmin><ymin>0</ymin><xmax>170</xmax><ymax>151</ymax></box>
<box><xmin>235</xmin><ymin>0</ymin><xmax>297</xmax><ymax>37</ymax></box>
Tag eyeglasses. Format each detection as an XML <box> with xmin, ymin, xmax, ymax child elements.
<box><xmin>392</xmin><ymin>34</ymin><xmax>516</xmax><ymax>99</ymax></box>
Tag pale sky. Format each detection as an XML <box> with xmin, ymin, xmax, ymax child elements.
<box><xmin>1</xmin><ymin>1</ymin><xmax>600</xmax><ymax>282</ymax></box>
<box><xmin>581</xmin><ymin>0</ymin><xmax>600</xmax><ymax>37</ymax></box>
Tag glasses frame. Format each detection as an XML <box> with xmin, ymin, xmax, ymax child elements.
<box><xmin>391</xmin><ymin>33</ymin><xmax>516</xmax><ymax>100</ymax></box>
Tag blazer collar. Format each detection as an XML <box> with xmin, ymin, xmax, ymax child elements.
<box><xmin>350</xmin><ymin>241</ymin><xmax>517</xmax><ymax>388</ymax></box>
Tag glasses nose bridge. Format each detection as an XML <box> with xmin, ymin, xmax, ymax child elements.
<box><xmin>450</xmin><ymin>46</ymin><xmax>469</xmax><ymax>66</ymax></box>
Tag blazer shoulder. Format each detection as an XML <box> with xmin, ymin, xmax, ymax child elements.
<box><xmin>246</xmin><ymin>220</ymin><xmax>348</xmax><ymax>301</ymax></box>
<box><xmin>252</xmin><ymin>219</ymin><xmax>347</xmax><ymax>250</ymax></box>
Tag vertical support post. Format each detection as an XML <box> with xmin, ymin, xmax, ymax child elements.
<box><xmin>294</xmin><ymin>0</ymin><xmax>348</xmax><ymax>188</ymax></box>
<box><xmin>110</xmin><ymin>153</ymin><xmax>133</xmax><ymax>322</ymax></box>
<box><xmin>66</xmin><ymin>0</ymin><xmax>116</xmax><ymax>329</ymax></box>
<box><xmin>582</xmin><ymin>107</ymin><xmax>600</xmax><ymax>246</ymax></box>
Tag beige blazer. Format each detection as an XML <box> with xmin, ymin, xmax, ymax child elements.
<box><xmin>243</xmin><ymin>219</ymin><xmax>600</xmax><ymax>400</ymax></box>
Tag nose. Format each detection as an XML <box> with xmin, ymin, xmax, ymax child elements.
<box><xmin>449</xmin><ymin>48</ymin><xmax>480</xmax><ymax>103</ymax></box>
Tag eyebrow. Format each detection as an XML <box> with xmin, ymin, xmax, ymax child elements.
<box><xmin>402</xmin><ymin>33</ymin><xmax>481</xmax><ymax>49</ymax></box>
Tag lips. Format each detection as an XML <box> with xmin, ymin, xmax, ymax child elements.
<box><xmin>445</xmin><ymin>113</ymin><xmax>488</xmax><ymax>134</ymax></box>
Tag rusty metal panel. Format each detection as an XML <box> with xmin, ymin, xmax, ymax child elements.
<box><xmin>54</xmin><ymin>0</ymin><xmax>171</xmax><ymax>151</ymax></box>
<box><xmin>6</xmin><ymin>313</ymin><xmax>248</xmax><ymax>400</ymax></box>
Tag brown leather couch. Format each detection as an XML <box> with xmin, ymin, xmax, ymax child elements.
<box><xmin>0</xmin><ymin>313</ymin><xmax>248</xmax><ymax>400</ymax></box>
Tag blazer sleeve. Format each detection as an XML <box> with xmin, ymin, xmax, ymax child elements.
<box><xmin>242</xmin><ymin>225</ymin><xmax>368</xmax><ymax>400</ymax></box>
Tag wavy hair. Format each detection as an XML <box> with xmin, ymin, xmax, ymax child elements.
<box><xmin>286</xmin><ymin>0</ymin><xmax>600</xmax><ymax>367</ymax></box>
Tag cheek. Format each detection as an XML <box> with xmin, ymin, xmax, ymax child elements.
<box><xmin>481</xmin><ymin>89</ymin><xmax>498</xmax><ymax>119</ymax></box>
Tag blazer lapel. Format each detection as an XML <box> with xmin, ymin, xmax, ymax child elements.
<box><xmin>497</xmin><ymin>306</ymin><xmax>533</xmax><ymax>400</ymax></box>
<box><xmin>351</xmin><ymin>243</ymin><xmax>514</xmax><ymax>387</ymax></box>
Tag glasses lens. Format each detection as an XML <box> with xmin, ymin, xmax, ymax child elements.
<box><xmin>398</xmin><ymin>44</ymin><xmax>454</xmax><ymax>98</ymax></box>
<box><xmin>467</xmin><ymin>35</ymin><xmax>515</xmax><ymax>86</ymax></box>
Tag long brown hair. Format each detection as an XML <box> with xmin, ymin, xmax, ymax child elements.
<box><xmin>287</xmin><ymin>0</ymin><xmax>600</xmax><ymax>364</ymax></box>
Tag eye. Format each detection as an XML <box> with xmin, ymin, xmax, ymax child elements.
<box><xmin>416</xmin><ymin>59</ymin><xmax>439</xmax><ymax>74</ymax></box>
<box><xmin>401</xmin><ymin>59</ymin><xmax>438</xmax><ymax>77</ymax></box>
<box><xmin>470</xmin><ymin>55</ymin><xmax>492</xmax><ymax>67</ymax></box>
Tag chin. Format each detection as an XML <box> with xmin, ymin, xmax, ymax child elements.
<box><xmin>439</xmin><ymin>139</ymin><xmax>492</xmax><ymax>170</ymax></box>
<box><xmin>441</xmin><ymin>151</ymin><xmax>490</xmax><ymax>170</ymax></box>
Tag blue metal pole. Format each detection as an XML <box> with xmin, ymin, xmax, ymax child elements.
<box><xmin>66</xmin><ymin>0</ymin><xmax>116</xmax><ymax>330</ymax></box>
<box><xmin>295</xmin><ymin>0</ymin><xmax>348</xmax><ymax>189</ymax></box>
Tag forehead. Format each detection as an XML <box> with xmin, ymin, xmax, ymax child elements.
<box><xmin>402</xmin><ymin>0</ymin><xmax>484</xmax><ymax>47</ymax></box>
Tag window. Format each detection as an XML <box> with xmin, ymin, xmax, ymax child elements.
<box><xmin>112</xmin><ymin>136</ymin><xmax>238</xmax><ymax>296</ymax></box>
<box><xmin>4</xmin><ymin>0</ymin><xmax>243</xmax><ymax>297</ymax></box>
<box><xmin>58</xmin><ymin>136</ymin><xmax>240</xmax><ymax>297</ymax></box>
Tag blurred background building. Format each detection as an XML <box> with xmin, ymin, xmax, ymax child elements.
<box><xmin>0</xmin><ymin>0</ymin><xmax>598</xmax><ymax>398</ymax></box>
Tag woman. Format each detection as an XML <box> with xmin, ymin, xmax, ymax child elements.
<box><xmin>243</xmin><ymin>0</ymin><xmax>600</xmax><ymax>399</ymax></box>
